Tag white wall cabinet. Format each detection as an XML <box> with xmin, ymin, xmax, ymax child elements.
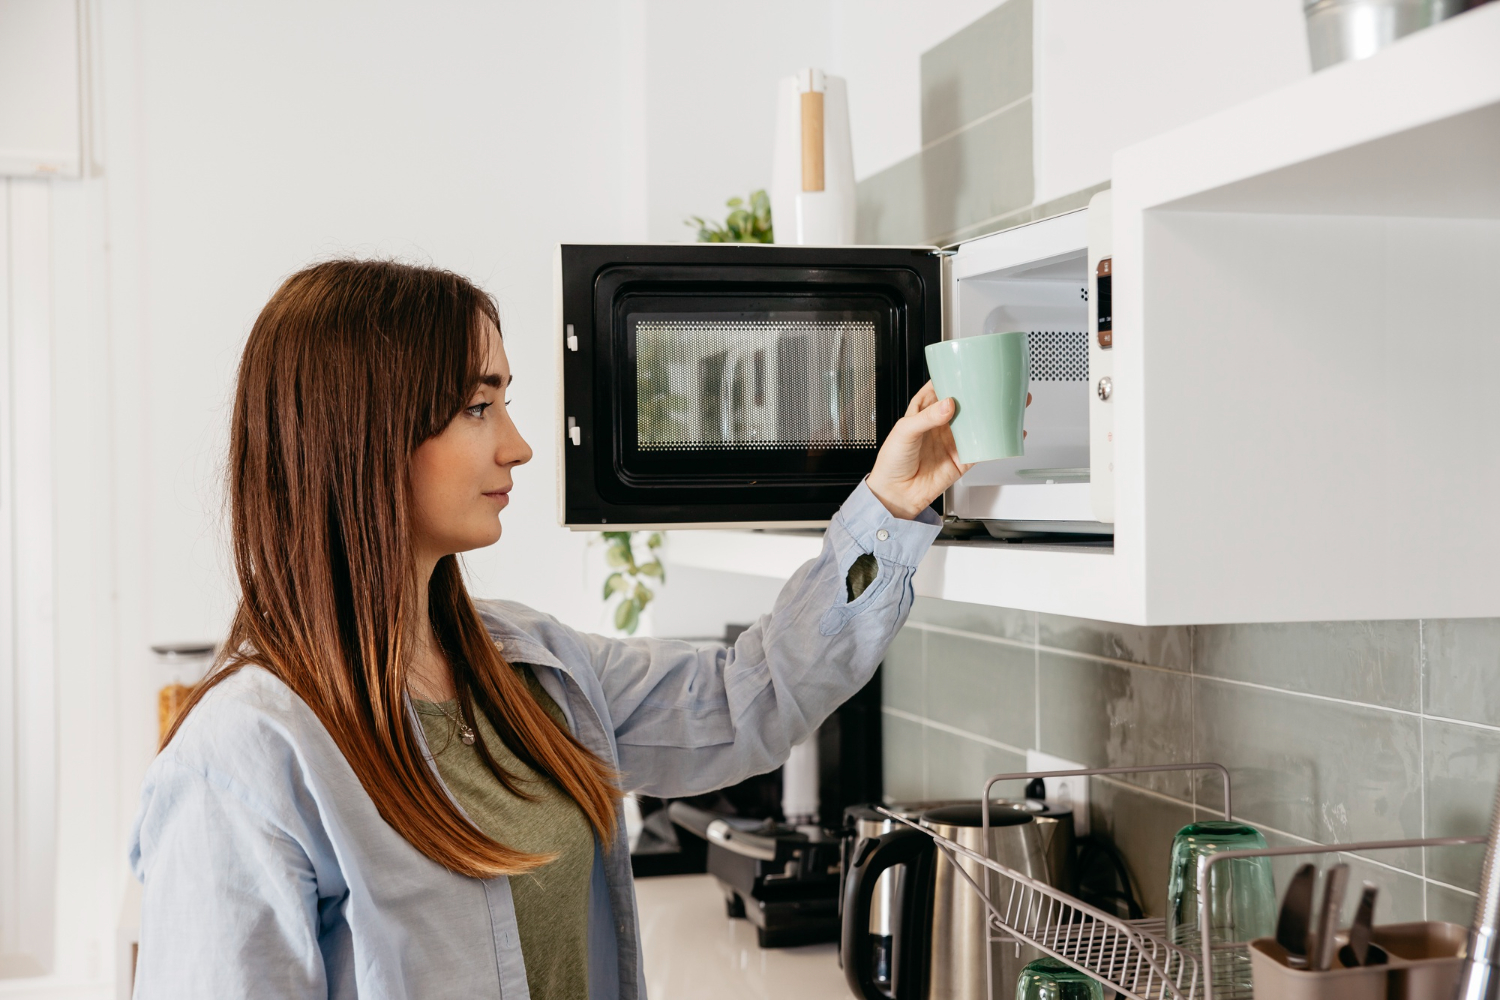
<box><xmin>669</xmin><ymin>6</ymin><xmax>1500</xmax><ymax>625</ymax></box>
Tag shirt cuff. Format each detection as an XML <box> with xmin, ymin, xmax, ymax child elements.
<box><xmin>831</xmin><ymin>479</ymin><xmax>942</xmax><ymax>569</ymax></box>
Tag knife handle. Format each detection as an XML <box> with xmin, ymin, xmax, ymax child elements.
<box><xmin>1314</xmin><ymin>864</ymin><xmax>1351</xmax><ymax>971</ymax></box>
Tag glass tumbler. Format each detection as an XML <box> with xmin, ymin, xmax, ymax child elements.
<box><xmin>1165</xmin><ymin>822</ymin><xmax>1276</xmax><ymax>994</ymax></box>
<box><xmin>1016</xmin><ymin>957</ymin><xmax>1104</xmax><ymax>1000</ymax></box>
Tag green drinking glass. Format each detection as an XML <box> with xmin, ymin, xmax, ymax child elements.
<box><xmin>1165</xmin><ymin>821</ymin><xmax>1276</xmax><ymax>994</ymax></box>
<box><xmin>1016</xmin><ymin>957</ymin><xmax>1104</xmax><ymax>1000</ymax></box>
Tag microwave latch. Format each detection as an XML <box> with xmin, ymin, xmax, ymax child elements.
<box><xmin>566</xmin><ymin>324</ymin><xmax>579</xmax><ymax>351</ymax></box>
<box><xmin>567</xmin><ymin>417</ymin><xmax>581</xmax><ymax>446</ymax></box>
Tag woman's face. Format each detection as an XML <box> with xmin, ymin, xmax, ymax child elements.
<box><xmin>409</xmin><ymin>319</ymin><xmax>533</xmax><ymax>564</ymax></box>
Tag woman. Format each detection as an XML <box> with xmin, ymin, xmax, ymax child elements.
<box><xmin>129</xmin><ymin>259</ymin><xmax>969</xmax><ymax>1000</ymax></box>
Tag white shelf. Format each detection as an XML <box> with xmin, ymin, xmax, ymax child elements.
<box><xmin>666</xmin><ymin>532</ymin><xmax>1131</xmax><ymax>621</ymax></box>
<box><xmin>1104</xmin><ymin>3</ymin><xmax>1500</xmax><ymax>624</ymax></box>
<box><xmin>669</xmin><ymin>9</ymin><xmax>1500</xmax><ymax>625</ymax></box>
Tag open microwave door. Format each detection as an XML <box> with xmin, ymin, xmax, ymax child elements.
<box><xmin>557</xmin><ymin>244</ymin><xmax>941</xmax><ymax>528</ymax></box>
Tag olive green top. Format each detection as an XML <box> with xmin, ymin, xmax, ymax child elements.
<box><xmin>414</xmin><ymin>667</ymin><xmax>594</xmax><ymax>1000</ymax></box>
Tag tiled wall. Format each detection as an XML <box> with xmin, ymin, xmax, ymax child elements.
<box><xmin>882</xmin><ymin>600</ymin><xmax>1500</xmax><ymax>924</ymax></box>
<box><xmin>854</xmin><ymin>0</ymin><xmax>1106</xmax><ymax>247</ymax></box>
<box><xmin>864</xmin><ymin>0</ymin><xmax>1500</xmax><ymax>930</ymax></box>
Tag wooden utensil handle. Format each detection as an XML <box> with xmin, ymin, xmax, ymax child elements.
<box><xmin>800</xmin><ymin>89</ymin><xmax>824</xmax><ymax>192</ymax></box>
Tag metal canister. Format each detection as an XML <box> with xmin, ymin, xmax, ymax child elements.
<box><xmin>1303</xmin><ymin>0</ymin><xmax>1445</xmax><ymax>71</ymax></box>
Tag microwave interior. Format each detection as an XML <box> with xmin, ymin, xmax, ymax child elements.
<box><xmin>559</xmin><ymin>245</ymin><xmax>940</xmax><ymax>527</ymax></box>
<box><xmin>948</xmin><ymin>246</ymin><xmax>1110</xmax><ymax>537</ymax></box>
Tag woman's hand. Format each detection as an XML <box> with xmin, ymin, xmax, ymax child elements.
<box><xmin>866</xmin><ymin>382</ymin><xmax>1029</xmax><ymax>520</ymax></box>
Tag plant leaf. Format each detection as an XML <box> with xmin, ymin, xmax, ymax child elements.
<box><xmin>605</xmin><ymin>544</ymin><xmax>630</xmax><ymax>568</ymax></box>
<box><xmin>638</xmin><ymin>560</ymin><xmax>664</xmax><ymax>580</ymax></box>
<box><xmin>615</xmin><ymin>598</ymin><xmax>640</xmax><ymax>634</ymax></box>
<box><xmin>603</xmin><ymin>572</ymin><xmax>627</xmax><ymax>599</ymax></box>
<box><xmin>646</xmin><ymin>532</ymin><xmax>663</xmax><ymax>549</ymax></box>
<box><xmin>633</xmin><ymin>582</ymin><xmax>653</xmax><ymax>606</ymax></box>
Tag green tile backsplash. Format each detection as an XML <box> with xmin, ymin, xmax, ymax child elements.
<box><xmin>920</xmin><ymin>0</ymin><xmax>1032</xmax><ymax>145</ymax></box>
<box><xmin>856</xmin><ymin>0</ymin><xmax>1037</xmax><ymax>248</ymax></box>
<box><xmin>1195</xmin><ymin>620</ymin><xmax>1423</xmax><ymax>710</ymax></box>
<box><xmin>1424</xmin><ymin>619</ymin><xmax>1500</xmax><ymax>727</ymax></box>
<box><xmin>882</xmin><ymin>600</ymin><xmax>1500</xmax><ymax>923</ymax></box>
<box><xmin>924</xmin><ymin>628</ymin><xmax>1034</xmax><ymax>746</ymax></box>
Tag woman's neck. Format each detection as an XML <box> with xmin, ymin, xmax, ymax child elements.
<box><xmin>406</xmin><ymin>553</ymin><xmax>457</xmax><ymax>702</ymax></box>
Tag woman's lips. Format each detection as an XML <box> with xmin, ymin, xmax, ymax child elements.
<box><xmin>483</xmin><ymin>489</ymin><xmax>510</xmax><ymax>507</ymax></box>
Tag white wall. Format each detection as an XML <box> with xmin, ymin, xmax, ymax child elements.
<box><xmin>7</xmin><ymin>1</ymin><xmax>647</xmax><ymax>995</ymax></box>
<box><xmin>639</xmin><ymin>0</ymin><xmax>1004</xmax><ymax>242</ymax></box>
<box><xmin>1032</xmin><ymin>0</ymin><xmax>1309</xmax><ymax>203</ymax></box>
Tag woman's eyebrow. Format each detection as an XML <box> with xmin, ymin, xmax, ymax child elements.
<box><xmin>476</xmin><ymin>374</ymin><xmax>511</xmax><ymax>389</ymax></box>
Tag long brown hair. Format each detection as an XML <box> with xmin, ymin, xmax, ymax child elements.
<box><xmin>163</xmin><ymin>259</ymin><xmax>619</xmax><ymax>877</ymax></box>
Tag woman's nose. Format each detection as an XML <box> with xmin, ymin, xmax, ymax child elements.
<box><xmin>499</xmin><ymin>417</ymin><xmax>533</xmax><ymax>468</ymax></box>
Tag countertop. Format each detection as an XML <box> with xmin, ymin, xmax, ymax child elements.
<box><xmin>636</xmin><ymin>874</ymin><xmax>850</xmax><ymax>1000</ymax></box>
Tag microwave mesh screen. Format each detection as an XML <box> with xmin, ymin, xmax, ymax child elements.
<box><xmin>1027</xmin><ymin>329</ymin><xmax>1089</xmax><ymax>382</ymax></box>
<box><xmin>634</xmin><ymin>318</ymin><xmax>878</xmax><ymax>451</ymax></box>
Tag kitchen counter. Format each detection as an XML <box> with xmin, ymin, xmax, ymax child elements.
<box><xmin>636</xmin><ymin>874</ymin><xmax>850</xmax><ymax>1000</ymax></box>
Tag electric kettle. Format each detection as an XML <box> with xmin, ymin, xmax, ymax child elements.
<box><xmin>842</xmin><ymin>803</ymin><xmax>1050</xmax><ymax>1000</ymax></box>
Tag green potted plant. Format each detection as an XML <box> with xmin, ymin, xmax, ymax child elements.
<box><xmin>599</xmin><ymin>532</ymin><xmax>664</xmax><ymax>635</ymax></box>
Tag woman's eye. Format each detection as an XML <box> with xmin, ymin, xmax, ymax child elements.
<box><xmin>466</xmin><ymin>402</ymin><xmax>492</xmax><ymax>418</ymax></box>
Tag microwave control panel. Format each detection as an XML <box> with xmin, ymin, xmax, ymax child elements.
<box><xmin>1086</xmin><ymin>190</ymin><xmax>1115</xmax><ymax>524</ymax></box>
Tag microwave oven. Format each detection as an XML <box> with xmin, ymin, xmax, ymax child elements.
<box><xmin>556</xmin><ymin>196</ymin><xmax>1113</xmax><ymax>534</ymax></box>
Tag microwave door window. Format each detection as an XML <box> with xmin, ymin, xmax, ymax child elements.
<box><xmin>633</xmin><ymin>317</ymin><xmax>877</xmax><ymax>456</ymax></box>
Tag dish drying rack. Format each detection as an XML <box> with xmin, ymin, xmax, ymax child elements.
<box><xmin>876</xmin><ymin>763</ymin><xmax>1486</xmax><ymax>1000</ymax></box>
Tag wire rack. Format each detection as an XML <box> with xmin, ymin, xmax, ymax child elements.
<box><xmin>877</xmin><ymin>763</ymin><xmax>1486</xmax><ymax>1000</ymax></box>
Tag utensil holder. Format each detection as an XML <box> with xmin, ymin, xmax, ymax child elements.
<box><xmin>1372</xmin><ymin>921</ymin><xmax>1467</xmax><ymax>1000</ymax></box>
<box><xmin>1248</xmin><ymin>922</ymin><xmax>1468</xmax><ymax>1000</ymax></box>
<box><xmin>1248</xmin><ymin>938</ymin><xmax>1388</xmax><ymax>1000</ymax></box>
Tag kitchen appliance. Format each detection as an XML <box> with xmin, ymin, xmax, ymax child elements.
<box><xmin>670</xmin><ymin>801</ymin><xmax>847</xmax><ymax>948</ymax></box>
<box><xmin>646</xmin><ymin>662</ymin><xmax>883</xmax><ymax>946</ymax></box>
<box><xmin>841</xmin><ymin>804</ymin><xmax>1051</xmax><ymax>1000</ymax></box>
<box><xmin>841</xmin><ymin>798</ymin><xmax>1076</xmax><ymax>997</ymax></box>
<box><xmin>771</xmin><ymin>68</ymin><xmax>856</xmax><ymax>245</ymax></box>
<box><xmin>556</xmin><ymin>201</ymin><xmax>1114</xmax><ymax>534</ymax></box>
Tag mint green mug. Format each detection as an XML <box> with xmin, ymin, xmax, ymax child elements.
<box><xmin>924</xmin><ymin>331</ymin><xmax>1029</xmax><ymax>464</ymax></box>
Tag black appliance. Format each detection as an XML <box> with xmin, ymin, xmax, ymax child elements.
<box><xmin>669</xmin><ymin>803</ymin><xmax>847</xmax><ymax>949</ymax></box>
<box><xmin>639</xmin><ymin>658</ymin><xmax>883</xmax><ymax>948</ymax></box>
<box><xmin>556</xmin><ymin>244</ymin><xmax>942</xmax><ymax>528</ymax></box>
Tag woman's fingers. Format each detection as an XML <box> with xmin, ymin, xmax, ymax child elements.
<box><xmin>901</xmin><ymin>395</ymin><xmax>955</xmax><ymax>437</ymax></box>
<box><xmin>906</xmin><ymin>380</ymin><xmax>938</xmax><ymax>417</ymax></box>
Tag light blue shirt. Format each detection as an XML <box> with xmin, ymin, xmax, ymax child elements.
<box><xmin>128</xmin><ymin>481</ymin><xmax>940</xmax><ymax>999</ymax></box>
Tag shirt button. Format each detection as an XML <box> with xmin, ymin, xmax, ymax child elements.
<box><xmin>495</xmin><ymin>640</ymin><xmax>505</xmax><ymax>651</ymax></box>
<box><xmin>876</xmin><ymin>529</ymin><xmax>889</xmax><ymax>542</ymax></box>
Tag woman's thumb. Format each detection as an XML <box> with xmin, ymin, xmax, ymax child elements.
<box><xmin>907</xmin><ymin>396</ymin><xmax>955</xmax><ymax>433</ymax></box>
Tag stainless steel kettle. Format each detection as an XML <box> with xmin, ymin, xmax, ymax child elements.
<box><xmin>841</xmin><ymin>803</ymin><xmax>1051</xmax><ymax>1000</ymax></box>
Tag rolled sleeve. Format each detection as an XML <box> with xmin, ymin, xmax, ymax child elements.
<box><xmin>584</xmin><ymin>480</ymin><xmax>941</xmax><ymax>798</ymax></box>
<box><xmin>828</xmin><ymin>478</ymin><xmax>943</xmax><ymax>572</ymax></box>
